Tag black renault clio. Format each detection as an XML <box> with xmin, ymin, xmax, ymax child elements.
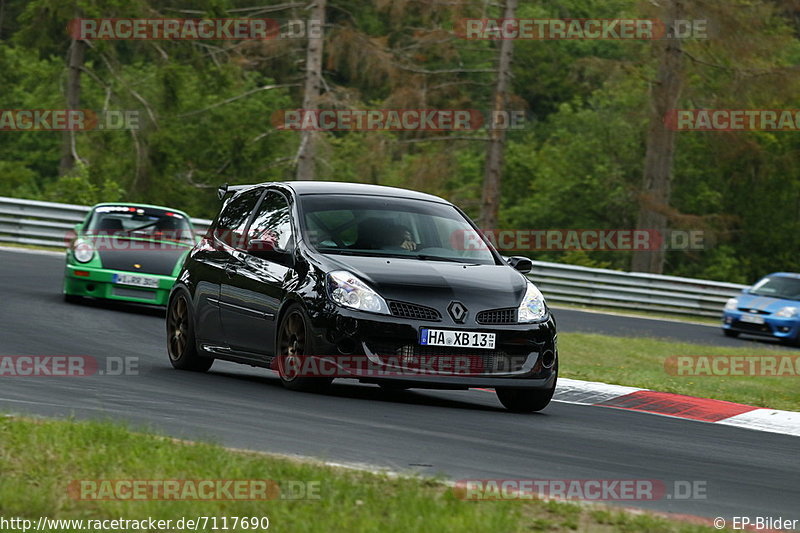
<box><xmin>167</xmin><ymin>181</ymin><xmax>557</xmax><ymax>412</ymax></box>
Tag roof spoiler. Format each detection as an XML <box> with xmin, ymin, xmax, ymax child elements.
<box><xmin>217</xmin><ymin>183</ymin><xmax>251</xmax><ymax>201</ymax></box>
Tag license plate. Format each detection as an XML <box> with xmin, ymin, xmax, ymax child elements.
<box><xmin>112</xmin><ymin>273</ymin><xmax>159</xmax><ymax>288</ymax></box>
<box><xmin>740</xmin><ymin>314</ymin><xmax>765</xmax><ymax>325</ymax></box>
<box><xmin>420</xmin><ymin>328</ymin><xmax>496</xmax><ymax>349</ymax></box>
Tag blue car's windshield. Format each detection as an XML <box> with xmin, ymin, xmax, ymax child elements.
<box><xmin>749</xmin><ymin>276</ymin><xmax>800</xmax><ymax>301</ymax></box>
<box><xmin>298</xmin><ymin>194</ymin><xmax>497</xmax><ymax>265</ymax></box>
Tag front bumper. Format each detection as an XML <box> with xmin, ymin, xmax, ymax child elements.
<box><xmin>722</xmin><ymin>310</ymin><xmax>800</xmax><ymax>342</ymax></box>
<box><xmin>64</xmin><ymin>264</ymin><xmax>175</xmax><ymax>305</ymax></box>
<box><xmin>305</xmin><ymin>305</ymin><xmax>558</xmax><ymax>389</ymax></box>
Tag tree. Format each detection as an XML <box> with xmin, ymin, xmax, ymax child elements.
<box><xmin>480</xmin><ymin>0</ymin><xmax>517</xmax><ymax>230</ymax></box>
<box><xmin>630</xmin><ymin>0</ymin><xmax>684</xmax><ymax>273</ymax></box>
<box><xmin>59</xmin><ymin>30</ymin><xmax>87</xmax><ymax>176</ymax></box>
<box><xmin>295</xmin><ymin>0</ymin><xmax>326</xmax><ymax>180</ymax></box>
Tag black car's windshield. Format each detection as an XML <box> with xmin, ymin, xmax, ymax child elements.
<box><xmin>749</xmin><ymin>275</ymin><xmax>800</xmax><ymax>300</ymax></box>
<box><xmin>298</xmin><ymin>194</ymin><xmax>497</xmax><ymax>265</ymax></box>
<box><xmin>86</xmin><ymin>205</ymin><xmax>194</xmax><ymax>243</ymax></box>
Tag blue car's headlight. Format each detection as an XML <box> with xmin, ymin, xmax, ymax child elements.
<box><xmin>775</xmin><ymin>306</ymin><xmax>799</xmax><ymax>318</ymax></box>
<box><xmin>327</xmin><ymin>270</ymin><xmax>390</xmax><ymax>315</ymax></box>
<box><xmin>518</xmin><ymin>282</ymin><xmax>547</xmax><ymax>322</ymax></box>
<box><xmin>724</xmin><ymin>298</ymin><xmax>738</xmax><ymax>311</ymax></box>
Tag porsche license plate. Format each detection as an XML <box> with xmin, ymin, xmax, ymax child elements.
<box><xmin>420</xmin><ymin>329</ymin><xmax>496</xmax><ymax>349</ymax></box>
<box><xmin>112</xmin><ymin>273</ymin><xmax>159</xmax><ymax>288</ymax></box>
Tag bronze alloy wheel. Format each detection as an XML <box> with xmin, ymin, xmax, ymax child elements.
<box><xmin>166</xmin><ymin>291</ymin><xmax>213</xmax><ymax>372</ymax></box>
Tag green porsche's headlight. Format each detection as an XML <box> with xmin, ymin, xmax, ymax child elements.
<box><xmin>73</xmin><ymin>241</ymin><xmax>94</xmax><ymax>263</ymax></box>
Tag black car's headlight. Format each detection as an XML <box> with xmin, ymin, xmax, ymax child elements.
<box><xmin>73</xmin><ymin>240</ymin><xmax>95</xmax><ymax>263</ymax></box>
<box><xmin>518</xmin><ymin>281</ymin><xmax>547</xmax><ymax>322</ymax></box>
<box><xmin>327</xmin><ymin>270</ymin><xmax>390</xmax><ymax>315</ymax></box>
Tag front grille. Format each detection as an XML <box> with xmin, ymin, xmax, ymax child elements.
<box><xmin>113</xmin><ymin>287</ymin><xmax>156</xmax><ymax>300</ymax></box>
<box><xmin>389</xmin><ymin>301</ymin><xmax>441</xmax><ymax>321</ymax></box>
<box><xmin>733</xmin><ymin>321</ymin><xmax>772</xmax><ymax>334</ymax></box>
<box><xmin>476</xmin><ymin>308</ymin><xmax>517</xmax><ymax>325</ymax></box>
<box><xmin>737</xmin><ymin>308</ymin><xmax>771</xmax><ymax>315</ymax></box>
<box><xmin>365</xmin><ymin>341</ymin><xmax>528</xmax><ymax>374</ymax></box>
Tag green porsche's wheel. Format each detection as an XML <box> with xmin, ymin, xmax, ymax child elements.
<box><xmin>167</xmin><ymin>290</ymin><xmax>213</xmax><ymax>372</ymax></box>
<box><xmin>63</xmin><ymin>293</ymin><xmax>82</xmax><ymax>304</ymax></box>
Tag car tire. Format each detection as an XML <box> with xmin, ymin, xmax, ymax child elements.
<box><xmin>63</xmin><ymin>293</ymin><xmax>82</xmax><ymax>304</ymax></box>
<box><xmin>276</xmin><ymin>303</ymin><xmax>333</xmax><ymax>392</ymax></box>
<box><xmin>167</xmin><ymin>289</ymin><xmax>214</xmax><ymax>372</ymax></box>
<box><xmin>496</xmin><ymin>367</ymin><xmax>557</xmax><ymax>413</ymax></box>
<box><xmin>723</xmin><ymin>329</ymin><xmax>739</xmax><ymax>338</ymax></box>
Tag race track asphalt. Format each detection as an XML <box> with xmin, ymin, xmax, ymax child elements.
<box><xmin>1</xmin><ymin>249</ymin><xmax>797</xmax><ymax>522</ymax></box>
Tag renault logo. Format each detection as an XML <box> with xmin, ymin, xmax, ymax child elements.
<box><xmin>448</xmin><ymin>301</ymin><xmax>468</xmax><ymax>323</ymax></box>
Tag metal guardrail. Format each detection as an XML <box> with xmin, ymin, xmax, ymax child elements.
<box><xmin>528</xmin><ymin>261</ymin><xmax>745</xmax><ymax>318</ymax></box>
<box><xmin>0</xmin><ymin>195</ymin><xmax>744</xmax><ymax>318</ymax></box>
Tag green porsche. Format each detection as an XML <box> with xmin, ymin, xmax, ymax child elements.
<box><xmin>63</xmin><ymin>203</ymin><xmax>196</xmax><ymax>306</ymax></box>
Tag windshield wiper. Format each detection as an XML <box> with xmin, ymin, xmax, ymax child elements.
<box><xmin>414</xmin><ymin>254</ymin><xmax>476</xmax><ymax>264</ymax></box>
<box><xmin>320</xmin><ymin>249</ymin><xmax>406</xmax><ymax>258</ymax></box>
<box><xmin>321</xmin><ymin>249</ymin><xmax>480</xmax><ymax>264</ymax></box>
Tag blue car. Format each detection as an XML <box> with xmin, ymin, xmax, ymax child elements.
<box><xmin>722</xmin><ymin>272</ymin><xmax>800</xmax><ymax>345</ymax></box>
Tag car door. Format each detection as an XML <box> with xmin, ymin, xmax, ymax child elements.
<box><xmin>195</xmin><ymin>187</ymin><xmax>264</xmax><ymax>349</ymax></box>
<box><xmin>219</xmin><ymin>190</ymin><xmax>296</xmax><ymax>356</ymax></box>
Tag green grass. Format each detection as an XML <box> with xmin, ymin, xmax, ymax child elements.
<box><xmin>0</xmin><ymin>417</ymin><xmax>721</xmax><ymax>533</ymax></box>
<box><xmin>560</xmin><ymin>332</ymin><xmax>799</xmax><ymax>411</ymax></box>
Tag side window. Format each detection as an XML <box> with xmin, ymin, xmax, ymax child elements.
<box><xmin>247</xmin><ymin>191</ymin><xmax>294</xmax><ymax>252</ymax></box>
<box><xmin>213</xmin><ymin>188</ymin><xmax>263</xmax><ymax>249</ymax></box>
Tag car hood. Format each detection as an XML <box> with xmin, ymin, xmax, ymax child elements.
<box><xmin>735</xmin><ymin>292</ymin><xmax>799</xmax><ymax>313</ymax></box>
<box><xmin>317</xmin><ymin>254</ymin><xmax>529</xmax><ymax>311</ymax></box>
<box><xmin>88</xmin><ymin>236</ymin><xmax>191</xmax><ymax>276</ymax></box>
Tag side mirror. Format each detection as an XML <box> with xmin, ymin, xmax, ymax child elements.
<box><xmin>507</xmin><ymin>256</ymin><xmax>533</xmax><ymax>274</ymax></box>
<box><xmin>248</xmin><ymin>235</ymin><xmax>293</xmax><ymax>265</ymax></box>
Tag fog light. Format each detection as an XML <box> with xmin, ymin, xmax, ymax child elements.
<box><xmin>541</xmin><ymin>349</ymin><xmax>556</xmax><ymax>369</ymax></box>
<box><xmin>336</xmin><ymin>337</ymin><xmax>356</xmax><ymax>355</ymax></box>
<box><xmin>336</xmin><ymin>316</ymin><xmax>359</xmax><ymax>335</ymax></box>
